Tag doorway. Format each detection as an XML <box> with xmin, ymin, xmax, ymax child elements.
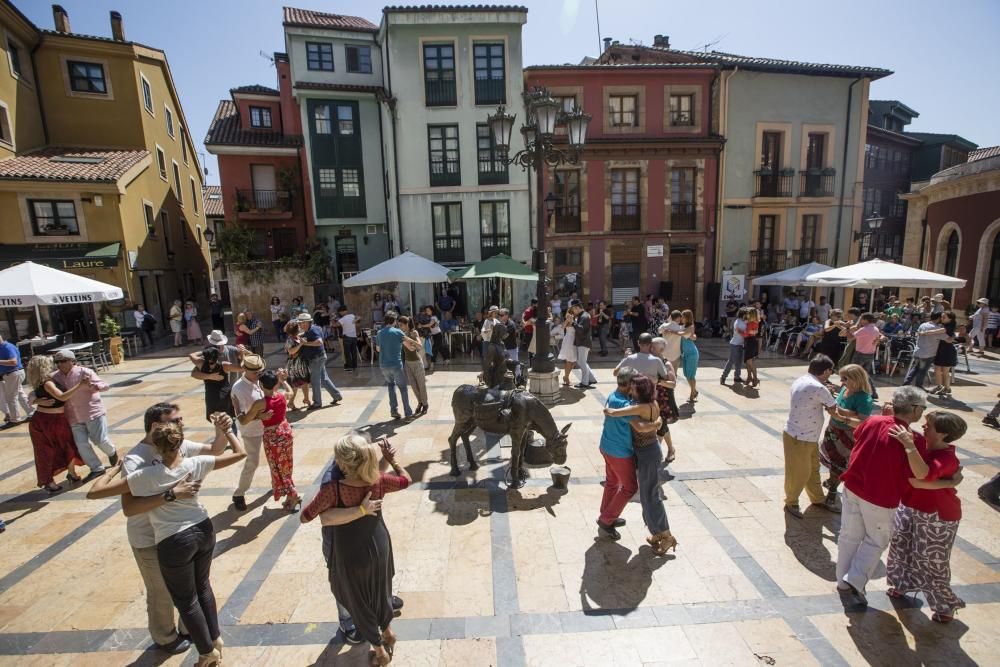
<box><xmin>669</xmin><ymin>248</ymin><xmax>697</xmax><ymax>312</ymax></box>
<box><xmin>335</xmin><ymin>236</ymin><xmax>359</xmax><ymax>283</ymax></box>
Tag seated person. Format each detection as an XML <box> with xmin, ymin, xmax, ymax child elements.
<box><xmin>794</xmin><ymin>316</ymin><xmax>823</xmax><ymax>355</ymax></box>
<box><xmin>882</xmin><ymin>314</ymin><xmax>905</xmax><ymax>337</ymax></box>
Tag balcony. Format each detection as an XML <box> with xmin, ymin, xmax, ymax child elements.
<box><xmin>433</xmin><ymin>240</ymin><xmax>464</xmax><ymax>264</ymax></box>
<box><xmin>474</xmin><ymin>77</ymin><xmax>506</xmax><ymax>106</ymax></box>
<box><xmin>859</xmin><ymin>232</ymin><xmax>903</xmax><ymax>264</ymax></box>
<box><xmin>754</xmin><ymin>170</ymin><xmax>793</xmax><ymax>198</ymax></box>
<box><xmin>430</xmin><ymin>164</ymin><xmax>461</xmax><ymax>187</ymax></box>
<box><xmin>792</xmin><ymin>247</ymin><xmax>829</xmax><ymax>265</ymax></box>
<box><xmin>670</xmin><ymin>202</ymin><xmax>696</xmax><ymax>230</ymax></box>
<box><xmin>610</xmin><ymin>204</ymin><xmax>641</xmax><ymax>231</ymax></box>
<box><xmin>235</xmin><ymin>189</ymin><xmax>292</xmax><ymax>218</ymax></box>
<box><xmin>799</xmin><ymin>169</ymin><xmax>835</xmax><ymax>197</ymax></box>
<box><xmin>425</xmin><ymin>78</ymin><xmax>457</xmax><ymax>107</ymax></box>
<box><xmin>554</xmin><ymin>205</ymin><xmax>581</xmax><ymax>233</ymax></box>
<box><xmin>749</xmin><ymin>249</ymin><xmax>787</xmax><ymax>275</ymax></box>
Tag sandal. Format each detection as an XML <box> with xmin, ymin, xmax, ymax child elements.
<box><xmin>665</xmin><ymin>451</ymin><xmax>676</xmax><ymax>464</ymax></box>
<box><xmin>368</xmin><ymin>648</ymin><xmax>391</xmax><ymax>666</ymax></box>
<box><xmin>66</xmin><ymin>472</ymin><xmax>82</xmax><ymax>483</ymax></box>
<box><xmin>931</xmin><ymin>612</ymin><xmax>953</xmax><ymax>624</ymax></box>
<box><xmin>44</xmin><ymin>482</ymin><xmax>62</xmax><ymax>494</ymax></box>
<box><xmin>647</xmin><ymin>530</ymin><xmax>678</xmax><ymax>556</ymax></box>
<box><xmin>886</xmin><ymin>588</ymin><xmax>904</xmax><ymax>599</ymax></box>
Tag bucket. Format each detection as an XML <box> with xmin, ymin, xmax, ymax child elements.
<box><xmin>549</xmin><ymin>465</ymin><xmax>571</xmax><ymax>489</ymax></box>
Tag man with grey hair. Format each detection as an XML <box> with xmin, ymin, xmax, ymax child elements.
<box><xmin>835</xmin><ymin>385</ymin><xmax>933</xmax><ymax>606</ymax></box>
<box><xmin>0</xmin><ymin>334</ymin><xmax>31</xmax><ymax>426</ymax></box>
<box><xmin>570</xmin><ymin>300</ymin><xmax>597</xmax><ymax>388</ymax></box>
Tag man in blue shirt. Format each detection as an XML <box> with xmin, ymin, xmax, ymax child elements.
<box><xmin>596</xmin><ymin>368</ymin><xmax>639</xmax><ymax>539</ymax></box>
<box><xmin>295</xmin><ymin>313</ymin><xmax>343</xmax><ymax>410</ymax></box>
<box><xmin>375</xmin><ymin>311</ymin><xmax>415</xmax><ymax>419</ymax></box>
<box><xmin>0</xmin><ymin>334</ymin><xmax>31</xmax><ymax>426</ymax></box>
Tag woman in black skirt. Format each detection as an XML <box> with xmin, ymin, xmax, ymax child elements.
<box><xmin>191</xmin><ymin>346</ymin><xmax>234</xmax><ymax>422</ymax></box>
<box><xmin>743</xmin><ymin>307</ymin><xmax>761</xmax><ymax>387</ymax></box>
<box><xmin>930</xmin><ymin>310</ymin><xmax>958</xmax><ymax>398</ymax></box>
<box><xmin>817</xmin><ymin>308</ymin><xmax>847</xmax><ymax>364</ymax></box>
<box><xmin>301</xmin><ymin>434</ymin><xmax>411</xmax><ymax>666</ymax></box>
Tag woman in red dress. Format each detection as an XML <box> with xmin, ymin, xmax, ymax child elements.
<box><xmin>245</xmin><ymin>369</ymin><xmax>300</xmax><ymax>511</ymax></box>
<box><xmin>25</xmin><ymin>356</ymin><xmax>85</xmax><ymax>493</ymax></box>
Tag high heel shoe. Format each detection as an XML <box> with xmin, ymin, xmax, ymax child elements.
<box><xmin>369</xmin><ymin>647</ymin><xmax>391</xmax><ymax>666</ymax></box>
<box><xmin>195</xmin><ymin>648</ymin><xmax>222</xmax><ymax>667</ymax></box>
<box><xmin>647</xmin><ymin>530</ymin><xmax>678</xmax><ymax>556</ymax></box>
<box><xmin>283</xmin><ymin>495</ymin><xmax>302</xmax><ymax>512</ymax></box>
<box><xmin>213</xmin><ymin>636</ymin><xmax>224</xmax><ymax>657</ymax></box>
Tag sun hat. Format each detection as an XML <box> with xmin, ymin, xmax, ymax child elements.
<box><xmin>207</xmin><ymin>330</ymin><xmax>228</xmax><ymax>346</ymax></box>
<box><xmin>487</xmin><ymin>305</ymin><xmax>499</xmax><ymax>313</ymax></box>
<box><xmin>52</xmin><ymin>350</ymin><xmax>75</xmax><ymax>361</ymax></box>
<box><xmin>977</xmin><ymin>297</ymin><xmax>989</xmax><ymax>305</ymax></box>
<box><xmin>296</xmin><ymin>312</ymin><xmax>313</xmax><ymax>323</ymax></box>
<box><xmin>242</xmin><ymin>354</ymin><xmax>266</xmax><ymax>371</ymax></box>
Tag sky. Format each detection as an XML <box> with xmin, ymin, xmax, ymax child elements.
<box><xmin>19</xmin><ymin>0</ymin><xmax>1000</xmax><ymax>181</ymax></box>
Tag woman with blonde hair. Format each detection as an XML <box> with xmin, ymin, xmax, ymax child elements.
<box><xmin>302</xmin><ymin>433</ymin><xmax>410</xmax><ymax>665</ymax></box>
<box><xmin>25</xmin><ymin>356</ymin><xmax>85</xmax><ymax>493</ymax></box>
<box><xmin>680</xmin><ymin>309</ymin><xmax>700</xmax><ymax>402</ymax></box>
<box><xmin>819</xmin><ymin>363</ymin><xmax>874</xmax><ymax>509</ymax></box>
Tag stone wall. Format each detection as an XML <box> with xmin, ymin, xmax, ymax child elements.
<box><xmin>227</xmin><ymin>264</ymin><xmax>325</xmax><ymax>333</ymax></box>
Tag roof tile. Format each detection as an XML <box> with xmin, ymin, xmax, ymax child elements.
<box><xmin>293</xmin><ymin>82</ymin><xmax>388</xmax><ymax>96</ymax></box>
<box><xmin>0</xmin><ymin>147</ymin><xmax>148</xmax><ymax>183</ymax></box>
<box><xmin>204</xmin><ymin>100</ymin><xmax>302</xmax><ymax>148</ymax></box>
<box><xmin>231</xmin><ymin>84</ymin><xmax>279</xmax><ymax>96</ymax></box>
<box><xmin>282</xmin><ymin>7</ymin><xmax>377</xmax><ymax>32</ymax></box>
<box><xmin>383</xmin><ymin>4</ymin><xmax>528</xmax><ymax>13</ymax></box>
<box><xmin>969</xmin><ymin>146</ymin><xmax>1000</xmax><ymax>163</ymax></box>
<box><xmin>202</xmin><ymin>185</ymin><xmax>224</xmax><ymax>217</ymax></box>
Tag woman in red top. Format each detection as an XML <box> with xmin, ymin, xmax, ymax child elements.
<box><xmin>301</xmin><ymin>434</ymin><xmax>410</xmax><ymax>666</ymax></box>
<box><xmin>885</xmin><ymin>410</ymin><xmax>968</xmax><ymax>623</ymax></box>
<box><xmin>743</xmin><ymin>307</ymin><xmax>761</xmax><ymax>387</ymax></box>
<box><xmin>245</xmin><ymin>370</ymin><xmax>300</xmax><ymax>511</ymax></box>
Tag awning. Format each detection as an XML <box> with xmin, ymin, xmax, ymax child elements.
<box><xmin>448</xmin><ymin>254</ymin><xmax>537</xmax><ymax>281</ymax></box>
<box><xmin>0</xmin><ymin>242</ymin><xmax>121</xmax><ymax>270</ymax></box>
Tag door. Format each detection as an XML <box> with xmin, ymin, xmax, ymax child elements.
<box><xmin>154</xmin><ymin>274</ymin><xmax>166</xmax><ymax>332</ymax></box>
<box><xmin>760</xmin><ymin>131</ymin><xmax>782</xmax><ymax>196</ymax></box>
<box><xmin>335</xmin><ymin>236</ymin><xmax>359</xmax><ymax>283</ymax></box>
<box><xmin>251</xmin><ymin>164</ymin><xmax>277</xmax><ymax>209</ymax></box>
<box><xmin>669</xmin><ymin>250</ymin><xmax>697</xmax><ymax>313</ymax></box>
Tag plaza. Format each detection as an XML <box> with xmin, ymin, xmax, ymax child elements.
<box><xmin>0</xmin><ymin>340</ymin><xmax>997</xmax><ymax>666</ymax></box>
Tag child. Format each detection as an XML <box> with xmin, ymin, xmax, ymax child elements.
<box><xmin>246</xmin><ymin>370</ymin><xmax>300</xmax><ymax>511</ymax></box>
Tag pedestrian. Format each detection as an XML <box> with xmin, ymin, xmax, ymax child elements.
<box><xmin>51</xmin><ymin>349</ymin><xmax>118</xmax><ymax>475</ymax></box>
<box><xmin>987</xmin><ymin>305</ymin><xmax>1000</xmax><ymax>348</ymax></box>
<box><xmin>371</xmin><ymin>293</ymin><xmax>384</xmax><ymax>326</ymax></box>
<box><xmin>209</xmin><ymin>293</ymin><xmax>224</xmax><ymax>332</ymax></box>
<box><xmin>295</xmin><ymin>313</ymin><xmax>343</xmax><ymax>410</ymax></box>
<box><xmin>743</xmin><ymin>307</ymin><xmax>761</xmax><ymax>387</ymax></box>
<box><xmin>837</xmin><ymin>307</ymin><xmax>862</xmax><ymax>368</ymax></box>
<box><xmin>521</xmin><ymin>299</ymin><xmax>538</xmax><ymax>363</ymax></box>
<box><xmin>190</xmin><ymin>330</ymin><xmax>244</xmax><ymax>388</ymax></box>
<box><xmin>679</xmin><ymin>309</ymin><xmax>699</xmax><ymax>402</ymax></box>
<box><xmin>169</xmin><ymin>300</ymin><xmax>184</xmax><ymax>347</ymax></box>
<box><xmin>597</xmin><ymin>301</ymin><xmax>612</xmax><ymax>357</ymax></box>
<box><xmin>929</xmin><ymin>311</ymin><xmax>958</xmax><ymax>398</ymax></box>
<box><xmin>602</xmin><ymin>373</ymin><xmax>675</xmax><ymax>555</ymax></box>
<box><xmin>437</xmin><ymin>287</ymin><xmax>455</xmax><ymax>322</ymax></box>
<box><xmin>817</xmin><ymin>309</ymin><xmax>847</xmax><ymax>361</ymax></box>
<box><xmin>282</xmin><ymin>321</ymin><xmax>312</xmax><ymax>410</ymax></box>
<box><xmin>782</xmin><ymin>354</ymin><xmax>842</xmax><ymax>518</ymax></box>
<box><xmin>234</xmin><ymin>312</ymin><xmax>251</xmax><ymax>348</ymax></box>
<box><xmin>570</xmin><ymin>300</ymin><xmax>596</xmax><ymax>388</ymax></box>
<box><xmin>657</xmin><ymin>310</ymin><xmax>684</xmax><ymax>373</ymax></box>
<box><xmin>185</xmin><ymin>301</ymin><xmax>203</xmax><ymax>345</ymax></box>
<box><xmin>886</xmin><ymin>410</ymin><xmax>968</xmax><ymax>623</ymax></box>
<box><xmin>190</xmin><ymin>346</ymin><xmax>237</xmax><ymax>423</ymax></box>
<box><xmin>815</xmin><ymin>295</ymin><xmax>831</xmax><ymax>324</ymax></box>
<box><xmin>720</xmin><ymin>306</ymin><xmax>747</xmax><ymax>385</ymax></box>
<box><xmin>89</xmin><ymin>419</ymin><xmax>246</xmax><ymax>667</ymax></box>
<box><xmin>848</xmin><ymin>313</ymin><xmax>884</xmax><ymax>400</ymax></box>
<box><xmin>375</xmin><ymin>311</ymin><xmax>415</xmax><ymax>420</ymax></box>
<box><xmin>230</xmin><ymin>353</ymin><xmax>267</xmax><ymax>511</ymax></box>
<box><xmin>337</xmin><ymin>305</ymin><xmax>359</xmax><ymax>372</ymax></box>
<box><xmin>301</xmin><ymin>434</ymin><xmax>411</xmax><ymax>666</ymax></box>
<box><xmin>290</xmin><ymin>296</ymin><xmax>306</xmax><ymax>319</ymax></box>
<box><xmin>819</xmin><ymin>364</ymin><xmax>874</xmax><ymax>509</ymax></box>
<box><xmin>499</xmin><ymin>308</ymin><xmax>520</xmax><ymax>366</ymax></box>
<box><xmin>782</xmin><ymin>291</ymin><xmax>800</xmax><ymax>319</ymax></box>
<box><xmin>87</xmin><ymin>403</ymin><xmax>231</xmax><ymax>656</ymax></box>
<box><xmin>243</xmin><ymin>309</ymin><xmax>265</xmax><ymax>356</ymax></box>
<box><xmin>269</xmin><ymin>296</ymin><xmax>286</xmax><ymax>342</ymax></box>
<box><xmin>423</xmin><ymin>306</ymin><xmax>449</xmax><ymax>369</ymax></box>
<box><xmin>968</xmin><ymin>298</ymin><xmax>989</xmax><ymax>356</ymax></box>
<box><xmin>244</xmin><ymin>370</ymin><xmax>301</xmax><ymax>511</ymax></box>
<box><xmin>557</xmin><ymin>309</ymin><xmax>576</xmax><ymax>386</ymax></box>
<box><xmin>625</xmin><ymin>296</ymin><xmax>648</xmax><ymax>350</ymax></box>
<box><xmin>133</xmin><ymin>305</ymin><xmax>154</xmax><ymax>348</ymax></box>
<box><xmin>616</xmin><ymin>333</ymin><xmax>675</xmax><ymax>464</ymax></box>
<box><xmin>836</xmin><ymin>385</ymin><xmax>932</xmax><ymax>606</ymax></box>
<box><xmin>596</xmin><ymin>368</ymin><xmax>639</xmax><ymax>540</ymax></box>
<box><xmin>398</xmin><ymin>316</ymin><xmax>428</xmax><ymax>415</ymax></box>
<box><xmin>903</xmin><ymin>312</ymin><xmax>946</xmax><ymax>388</ymax></box>
<box><xmin>983</xmin><ymin>390</ymin><xmax>1000</xmax><ymax>429</ymax></box>
<box><xmin>25</xmin><ymin>355</ymin><xmax>84</xmax><ymax>492</ymax></box>
<box><xmin>383</xmin><ymin>293</ymin><xmax>399</xmax><ymax>316</ymax></box>
<box><xmin>0</xmin><ymin>333</ymin><xmax>31</xmax><ymax>426</ymax></box>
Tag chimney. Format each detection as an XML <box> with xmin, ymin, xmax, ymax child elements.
<box><xmin>110</xmin><ymin>11</ymin><xmax>125</xmax><ymax>41</ymax></box>
<box><xmin>52</xmin><ymin>5</ymin><xmax>71</xmax><ymax>33</ymax></box>
<box><xmin>603</xmin><ymin>37</ymin><xmax>612</xmax><ymax>52</ymax></box>
<box><xmin>653</xmin><ymin>34</ymin><xmax>670</xmax><ymax>48</ymax></box>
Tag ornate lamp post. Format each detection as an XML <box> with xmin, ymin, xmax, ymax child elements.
<box><xmin>487</xmin><ymin>88</ymin><xmax>590</xmax><ymax>397</ymax></box>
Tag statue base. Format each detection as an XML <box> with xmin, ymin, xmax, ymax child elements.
<box><xmin>527</xmin><ymin>369</ymin><xmax>562</xmax><ymax>406</ymax></box>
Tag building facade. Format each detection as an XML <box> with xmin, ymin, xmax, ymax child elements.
<box><xmin>379</xmin><ymin>5</ymin><xmax>531</xmax><ymax>309</ymax></box>
<box><xmin>0</xmin><ymin>4</ymin><xmax>209</xmax><ymax>339</ymax></box>
<box><xmin>524</xmin><ymin>63</ymin><xmax>722</xmax><ymax>317</ymax></box>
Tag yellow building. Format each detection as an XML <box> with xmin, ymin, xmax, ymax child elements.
<box><xmin>0</xmin><ymin>3</ymin><xmax>209</xmax><ymax>339</ymax></box>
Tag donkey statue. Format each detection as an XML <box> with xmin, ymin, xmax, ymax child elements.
<box><xmin>448</xmin><ymin>384</ymin><xmax>571</xmax><ymax>486</ymax></box>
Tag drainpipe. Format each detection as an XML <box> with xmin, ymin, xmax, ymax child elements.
<box><xmin>832</xmin><ymin>77</ymin><xmax>861</xmax><ymax>268</ymax></box>
<box><xmin>715</xmin><ymin>66</ymin><xmax>737</xmax><ymax>318</ymax></box>
<box><xmin>375</xmin><ymin>92</ymin><xmax>392</xmax><ymax>257</ymax></box>
<box><xmin>379</xmin><ymin>21</ymin><xmax>404</xmax><ymax>257</ymax></box>
<box><xmin>29</xmin><ymin>40</ymin><xmax>50</xmax><ymax>144</ymax></box>
<box><xmin>916</xmin><ymin>215</ymin><xmax>928</xmax><ymax>299</ymax></box>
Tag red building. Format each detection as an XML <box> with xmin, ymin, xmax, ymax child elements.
<box><xmin>205</xmin><ymin>54</ymin><xmax>314</xmax><ymax>259</ymax></box>
<box><xmin>524</xmin><ymin>63</ymin><xmax>722</xmax><ymax>317</ymax></box>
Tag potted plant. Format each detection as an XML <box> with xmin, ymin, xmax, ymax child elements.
<box><xmin>99</xmin><ymin>314</ymin><xmax>124</xmax><ymax>365</ymax></box>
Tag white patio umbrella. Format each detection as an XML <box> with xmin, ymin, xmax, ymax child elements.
<box><xmin>0</xmin><ymin>261</ymin><xmax>124</xmax><ymax>334</ymax></box>
<box><xmin>808</xmin><ymin>258</ymin><xmax>966</xmax><ymax>307</ymax></box>
<box><xmin>343</xmin><ymin>251</ymin><xmax>451</xmax><ymax>314</ymax></box>
<box><xmin>752</xmin><ymin>261</ymin><xmax>835</xmax><ymax>287</ymax></box>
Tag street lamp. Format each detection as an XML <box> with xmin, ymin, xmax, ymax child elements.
<box><xmin>487</xmin><ymin>87</ymin><xmax>591</xmax><ymax>384</ymax></box>
<box><xmin>203</xmin><ymin>227</ymin><xmax>215</xmax><ymax>246</ymax></box>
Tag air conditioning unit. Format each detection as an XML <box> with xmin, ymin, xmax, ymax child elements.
<box><xmin>365</xmin><ymin>224</ymin><xmax>379</xmax><ymax>235</ymax></box>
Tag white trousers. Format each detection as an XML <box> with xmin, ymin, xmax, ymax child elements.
<box><xmin>234</xmin><ymin>434</ymin><xmax>264</xmax><ymax>496</ymax></box>
<box><xmin>576</xmin><ymin>346</ymin><xmax>597</xmax><ymax>385</ymax></box>
<box><xmin>836</xmin><ymin>487</ymin><xmax>895</xmax><ymax>592</ymax></box>
<box><xmin>1</xmin><ymin>370</ymin><xmax>31</xmax><ymax>421</ymax></box>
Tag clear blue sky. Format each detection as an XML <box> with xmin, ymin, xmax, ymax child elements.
<box><xmin>20</xmin><ymin>0</ymin><xmax>1000</xmax><ymax>181</ymax></box>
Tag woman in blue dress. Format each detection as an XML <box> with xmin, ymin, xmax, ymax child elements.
<box><xmin>680</xmin><ymin>309</ymin><xmax>700</xmax><ymax>402</ymax></box>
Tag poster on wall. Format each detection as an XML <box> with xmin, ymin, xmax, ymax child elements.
<box><xmin>721</xmin><ymin>271</ymin><xmax>746</xmax><ymax>301</ymax></box>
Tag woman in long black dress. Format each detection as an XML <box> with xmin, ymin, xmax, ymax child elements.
<box><xmin>301</xmin><ymin>433</ymin><xmax>410</xmax><ymax>666</ymax></box>
<box><xmin>816</xmin><ymin>308</ymin><xmax>847</xmax><ymax>364</ymax></box>
<box><xmin>192</xmin><ymin>347</ymin><xmax>233</xmax><ymax>421</ymax></box>
<box><xmin>930</xmin><ymin>310</ymin><xmax>958</xmax><ymax>398</ymax></box>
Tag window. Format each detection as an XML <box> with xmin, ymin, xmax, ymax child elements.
<box><xmin>554</xmin><ymin>170</ymin><xmax>581</xmax><ymax>233</ymax></box>
<box><xmin>669</xmin><ymin>94</ymin><xmax>693</xmax><ymax>126</ymax></box>
<box><xmin>424</xmin><ymin>43</ymin><xmax>456</xmax><ymax>106</ymax></box>
<box><xmin>346</xmin><ymin>45</ymin><xmax>372</xmax><ymax>73</ymax></box>
<box><xmin>196</xmin><ymin>225</ymin><xmax>202</xmax><ymax>246</ymax></box>
<box><xmin>943</xmin><ymin>231</ymin><xmax>959</xmax><ymax>276</ymax></box>
<box><xmin>141</xmin><ymin>75</ymin><xmax>152</xmax><ymax>112</ymax></box>
<box><xmin>160</xmin><ymin>211</ymin><xmax>172</xmax><ymax>252</ymax></box>
<box><xmin>143</xmin><ymin>203</ymin><xmax>156</xmax><ymax>236</ymax></box>
<box><xmin>314</xmin><ymin>104</ymin><xmax>332</xmax><ymax>134</ymax></box>
<box><xmin>342</xmin><ymin>169</ymin><xmax>361</xmax><ymax>197</ymax></box>
<box><xmin>165</xmin><ymin>106</ymin><xmax>174</xmax><ymax>137</ymax></box>
<box><xmin>752</xmin><ymin>214</ymin><xmax>780</xmax><ymax>274</ymax></box>
<box><xmin>480</xmin><ymin>201</ymin><xmax>510</xmax><ymax>259</ymax></box>
<box><xmin>28</xmin><ymin>200</ymin><xmax>79</xmax><ymax>236</ymax></box>
<box><xmin>249</xmin><ymin>106</ymin><xmax>272</xmax><ymax>128</ymax></box>
<box><xmin>173</xmin><ymin>162</ymin><xmax>183</xmax><ymax>204</ymax></box>
<box><xmin>761</xmin><ymin>131</ymin><xmax>782</xmax><ymax>170</ymax></box>
<box><xmin>7</xmin><ymin>40</ymin><xmax>21</xmax><ymax>76</ymax></box>
<box><xmin>338</xmin><ymin>105</ymin><xmax>354</xmax><ymax>135</ymax></box>
<box><xmin>555</xmin><ymin>95</ymin><xmax>577</xmax><ymax>113</ymax></box>
<box><xmin>428</xmin><ymin>125</ymin><xmax>460</xmax><ymax>186</ymax></box>
<box><xmin>987</xmin><ymin>234</ymin><xmax>1000</xmax><ymax>306</ymax></box>
<box><xmin>757</xmin><ymin>215</ymin><xmax>776</xmax><ymax>251</ymax></box>
<box><xmin>432</xmin><ymin>202</ymin><xmax>464</xmax><ymax>262</ymax></box>
<box><xmin>318</xmin><ymin>168</ymin><xmax>337</xmax><ymax>196</ymax></box>
<box><xmin>806</xmin><ymin>133</ymin><xmax>826</xmax><ymax>170</ymax></box>
<box><xmin>67</xmin><ymin>60</ymin><xmax>106</xmax><ymax>94</ymax></box>
<box><xmin>608</xmin><ymin>95</ymin><xmax>637</xmax><ymax>127</ymax></box>
<box><xmin>670</xmin><ymin>167</ymin><xmax>695</xmax><ymax>229</ymax></box>
<box><xmin>610</xmin><ymin>168</ymin><xmax>640</xmax><ymax>230</ymax></box>
<box><xmin>181</xmin><ymin>218</ymin><xmax>189</xmax><ymax>245</ymax></box>
<box><xmin>0</xmin><ymin>105</ymin><xmax>10</xmax><ymax>144</ymax></box>
<box><xmin>477</xmin><ymin>124</ymin><xmax>508</xmax><ymax>185</ymax></box>
<box><xmin>156</xmin><ymin>147</ymin><xmax>167</xmax><ymax>180</ymax></box>
<box><xmin>190</xmin><ymin>178</ymin><xmax>199</xmax><ymax>214</ymax></box>
<box><xmin>306</xmin><ymin>42</ymin><xmax>334</xmax><ymax>71</ymax></box>
<box><xmin>473</xmin><ymin>42</ymin><xmax>505</xmax><ymax>105</ymax></box>
<box><xmin>272</xmin><ymin>228</ymin><xmax>297</xmax><ymax>258</ymax></box>
<box><xmin>554</xmin><ymin>248</ymin><xmax>584</xmax><ymax>296</ymax></box>
<box><xmin>801</xmin><ymin>215</ymin><xmax>819</xmax><ymax>249</ymax></box>
<box><xmin>180</xmin><ymin>126</ymin><xmax>188</xmax><ymax>163</ymax></box>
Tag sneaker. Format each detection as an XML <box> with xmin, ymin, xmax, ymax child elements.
<box><xmin>342</xmin><ymin>626</ymin><xmax>363</xmax><ymax>644</ymax></box>
<box><xmin>928</xmin><ymin>385</ymin><xmax>944</xmax><ymax>395</ymax></box>
<box><xmin>157</xmin><ymin>635</ymin><xmax>192</xmax><ymax>655</ymax></box>
<box><xmin>939</xmin><ymin>389</ymin><xmax>952</xmax><ymax>399</ymax></box>
<box><xmin>232</xmin><ymin>495</ymin><xmax>247</xmax><ymax>511</ymax></box>
<box><xmin>983</xmin><ymin>416</ymin><xmax>1000</xmax><ymax>428</ymax></box>
<box><xmin>82</xmin><ymin>469</ymin><xmax>105</xmax><ymax>483</ymax></box>
<box><xmin>108</xmin><ymin>452</ymin><xmax>119</xmax><ymax>467</ymax></box>
<box><xmin>307</xmin><ymin>404</ymin><xmax>322</xmax><ymax>411</ymax></box>
<box><xmin>575</xmin><ymin>383</ymin><xmax>590</xmax><ymax>389</ymax></box>
<box><xmin>597</xmin><ymin>520</ymin><xmax>621</xmax><ymax>541</ymax></box>
<box><xmin>733</xmin><ymin>377</ymin><xmax>745</xmax><ymax>384</ymax></box>
<box><xmin>404</xmin><ymin>411</ymin><xmax>414</xmax><ymax>418</ymax></box>
<box><xmin>391</xmin><ymin>412</ymin><xmax>402</xmax><ymax>420</ymax></box>
<box><xmin>844</xmin><ymin>579</ymin><xmax>868</xmax><ymax>606</ymax></box>
<box><xmin>784</xmin><ymin>505</ymin><xmax>803</xmax><ymax>519</ymax></box>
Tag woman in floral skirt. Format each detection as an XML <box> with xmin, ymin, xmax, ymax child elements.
<box><xmin>245</xmin><ymin>369</ymin><xmax>300</xmax><ymax>511</ymax></box>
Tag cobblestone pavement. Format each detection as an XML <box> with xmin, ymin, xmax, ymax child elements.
<box><xmin>0</xmin><ymin>340</ymin><xmax>997</xmax><ymax>666</ymax></box>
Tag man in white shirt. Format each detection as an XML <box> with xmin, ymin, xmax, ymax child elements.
<box><xmin>815</xmin><ymin>296</ymin><xmax>831</xmax><ymax>324</ymax></box>
<box><xmin>86</xmin><ymin>402</ymin><xmax>229</xmax><ymax>654</ymax></box>
<box><xmin>657</xmin><ymin>310</ymin><xmax>685</xmax><ymax>371</ymax></box>
<box><xmin>969</xmin><ymin>297</ymin><xmax>990</xmax><ymax>356</ymax></box>
<box><xmin>782</xmin><ymin>293</ymin><xmax>800</xmax><ymax>317</ymax></box>
<box><xmin>231</xmin><ymin>354</ymin><xmax>267</xmax><ymax>511</ymax></box>
<box><xmin>720</xmin><ymin>311</ymin><xmax>747</xmax><ymax>385</ymax></box>
<box><xmin>783</xmin><ymin>354</ymin><xmax>841</xmax><ymax>518</ymax></box>
<box><xmin>336</xmin><ymin>305</ymin><xmax>359</xmax><ymax>372</ymax></box>
<box><xmin>799</xmin><ymin>296</ymin><xmax>816</xmax><ymax>324</ymax></box>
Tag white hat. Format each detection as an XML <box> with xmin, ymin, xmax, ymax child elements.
<box><xmin>53</xmin><ymin>349</ymin><xmax>75</xmax><ymax>361</ymax></box>
<box><xmin>978</xmin><ymin>297</ymin><xmax>990</xmax><ymax>305</ymax></box>
<box><xmin>207</xmin><ymin>330</ymin><xmax>228</xmax><ymax>346</ymax></box>
<box><xmin>296</xmin><ymin>312</ymin><xmax>313</xmax><ymax>323</ymax></box>
<box><xmin>933</xmin><ymin>293</ymin><xmax>944</xmax><ymax>301</ymax></box>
